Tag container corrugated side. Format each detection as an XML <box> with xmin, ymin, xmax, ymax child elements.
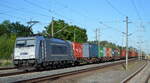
<box><xmin>103</xmin><ymin>47</ymin><xmax>106</xmax><ymax>57</ymax></box>
<box><xmin>82</xmin><ymin>43</ymin><xmax>90</xmax><ymax>58</ymax></box>
<box><xmin>106</xmin><ymin>48</ymin><xmax>112</xmax><ymax>57</ymax></box>
<box><xmin>89</xmin><ymin>44</ymin><xmax>98</xmax><ymax>57</ymax></box>
<box><xmin>72</xmin><ymin>42</ymin><xmax>83</xmax><ymax>58</ymax></box>
<box><xmin>98</xmin><ymin>46</ymin><xmax>104</xmax><ymax>57</ymax></box>
<box><xmin>110</xmin><ymin>48</ymin><xmax>112</xmax><ymax>56</ymax></box>
<box><xmin>121</xmin><ymin>49</ymin><xmax>126</xmax><ymax>57</ymax></box>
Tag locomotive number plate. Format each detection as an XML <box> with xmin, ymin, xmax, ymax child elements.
<box><xmin>20</xmin><ymin>52</ymin><xmax>28</xmax><ymax>55</ymax></box>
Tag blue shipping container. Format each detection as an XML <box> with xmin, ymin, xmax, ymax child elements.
<box><xmin>89</xmin><ymin>44</ymin><xmax>98</xmax><ymax>57</ymax></box>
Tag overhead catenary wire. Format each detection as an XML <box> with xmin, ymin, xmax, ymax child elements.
<box><xmin>24</xmin><ymin>0</ymin><xmax>73</xmax><ymax>22</ymax></box>
<box><xmin>53</xmin><ymin>0</ymin><xmax>88</xmax><ymax>18</ymax></box>
<box><xmin>0</xmin><ymin>2</ymin><xmax>24</xmax><ymax>11</ymax></box>
<box><xmin>99</xmin><ymin>21</ymin><xmax>135</xmax><ymax>39</ymax></box>
<box><xmin>54</xmin><ymin>24</ymin><xmax>69</xmax><ymax>35</ymax></box>
<box><xmin>130</xmin><ymin>0</ymin><xmax>145</xmax><ymax>51</ymax></box>
<box><xmin>0</xmin><ymin>4</ymin><xmax>32</xmax><ymax>19</ymax></box>
<box><xmin>24</xmin><ymin>0</ymin><xmax>87</xmax><ymax>27</ymax></box>
<box><xmin>54</xmin><ymin>0</ymin><xmax>89</xmax><ymax>25</ymax></box>
<box><xmin>0</xmin><ymin>0</ymin><xmax>73</xmax><ymax>26</ymax></box>
<box><xmin>130</xmin><ymin>0</ymin><xmax>145</xmax><ymax>32</ymax></box>
<box><xmin>130</xmin><ymin>0</ymin><xmax>142</xmax><ymax>21</ymax></box>
<box><xmin>0</xmin><ymin>2</ymin><xmax>52</xmax><ymax>20</ymax></box>
<box><xmin>99</xmin><ymin>21</ymin><xmax>123</xmax><ymax>33</ymax></box>
<box><xmin>24</xmin><ymin>0</ymin><xmax>49</xmax><ymax>11</ymax></box>
<box><xmin>0</xmin><ymin>0</ymin><xmax>74</xmax><ymax>24</ymax></box>
<box><xmin>0</xmin><ymin>0</ymin><xmax>87</xmax><ymax>28</ymax></box>
<box><xmin>105</xmin><ymin>0</ymin><xmax>126</xmax><ymax>16</ymax></box>
<box><xmin>0</xmin><ymin>12</ymin><xmax>28</xmax><ymax>21</ymax></box>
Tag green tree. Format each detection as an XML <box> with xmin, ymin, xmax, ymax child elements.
<box><xmin>44</xmin><ymin>20</ymin><xmax>88</xmax><ymax>43</ymax></box>
<box><xmin>0</xmin><ymin>20</ymin><xmax>33</xmax><ymax>37</ymax></box>
<box><xmin>0</xmin><ymin>20</ymin><xmax>11</xmax><ymax>36</ymax></box>
<box><xmin>0</xmin><ymin>20</ymin><xmax>33</xmax><ymax>60</ymax></box>
<box><xmin>0</xmin><ymin>34</ymin><xmax>16</xmax><ymax>59</ymax></box>
<box><xmin>11</xmin><ymin>22</ymin><xmax>33</xmax><ymax>37</ymax></box>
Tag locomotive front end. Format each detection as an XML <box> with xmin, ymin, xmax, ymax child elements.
<box><xmin>13</xmin><ymin>37</ymin><xmax>37</xmax><ymax>69</ymax></box>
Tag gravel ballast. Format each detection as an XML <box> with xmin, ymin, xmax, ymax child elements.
<box><xmin>45</xmin><ymin>60</ymin><xmax>146</xmax><ymax>83</ymax></box>
<box><xmin>0</xmin><ymin>60</ymin><xmax>132</xmax><ymax>83</ymax></box>
<box><xmin>127</xmin><ymin>60</ymin><xmax>150</xmax><ymax>83</ymax></box>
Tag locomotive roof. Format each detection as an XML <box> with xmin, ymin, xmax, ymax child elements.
<box><xmin>16</xmin><ymin>36</ymin><xmax>67</xmax><ymax>43</ymax></box>
<box><xmin>16</xmin><ymin>36</ymin><xmax>44</xmax><ymax>40</ymax></box>
<box><xmin>46</xmin><ymin>38</ymin><xmax>67</xmax><ymax>43</ymax></box>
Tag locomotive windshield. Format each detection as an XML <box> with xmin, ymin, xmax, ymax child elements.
<box><xmin>16</xmin><ymin>39</ymin><xmax>35</xmax><ymax>47</ymax></box>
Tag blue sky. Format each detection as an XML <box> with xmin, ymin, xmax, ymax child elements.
<box><xmin>0</xmin><ymin>0</ymin><xmax>149</xmax><ymax>53</ymax></box>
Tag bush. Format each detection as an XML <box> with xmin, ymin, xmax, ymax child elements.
<box><xmin>0</xmin><ymin>59</ymin><xmax>13</xmax><ymax>66</ymax></box>
<box><xmin>0</xmin><ymin>34</ymin><xmax>16</xmax><ymax>59</ymax></box>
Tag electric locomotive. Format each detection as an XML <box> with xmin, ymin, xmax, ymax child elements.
<box><xmin>13</xmin><ymin>36</ymin><xmax>75</xmax><ymax>70</ymax></box>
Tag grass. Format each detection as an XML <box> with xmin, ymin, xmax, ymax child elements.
<box><xmin>0</xmin><ymin>59</ymin><xmax>13</xmax><ymax>67</ymax></box>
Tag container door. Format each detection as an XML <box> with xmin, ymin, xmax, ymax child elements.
<box><xmin>83</xmin><ymin>44</ymin><xmax>89</xmax><ymax>58</ymax></box>
<box><xmin>103</xmin><ymin>47</ymin><xmax>106</xmax><ymax>57</ymax></box>
<box><xmin>121</xmin><ymin>49</ymin><xmax>126</xmax><ymax>57</ymax></box>
<box><xmin>89</xmin><ymin>44</ymin><xmax>98</xmax><ymax>58</ymax></box>
<box><xmin>109</xmin><ymin>48</ymin><xmax>112</xmax><ymax>56</ymax></box>
<box><xmin>72</xmin><ymin>42</ymin><xmax>83</xmax><ymax>58</ymax></box>
<box><xmin>106</xmin><ymin>48</ymin><xmax>109</xmax><ymax>57</ymax></box>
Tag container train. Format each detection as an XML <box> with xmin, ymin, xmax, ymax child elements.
<box><xmin>13</xmin><ymin>36</ymin><xmax>138</xmax><ymax>70</ymax></box>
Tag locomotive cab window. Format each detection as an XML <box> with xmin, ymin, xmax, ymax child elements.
<box><xmin>26</xmin><ymin>40</ymin><xmax>35</xmax><ymax>46</ymax></box>
<box><xmin>16</xmin><ymin>39</ymin><xmax>35</xmax><ymax>47</ymax></box>
<box><xmin>16</xmin><ymin>40</ymin><xmax>26</xmax><ymax>47</ymax></box>
<box><xmin>51</xmin><ymin>44</ymin><xmax>67</xmax><ymax>55</ymax></box>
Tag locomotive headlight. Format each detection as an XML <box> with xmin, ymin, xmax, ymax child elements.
<box><xmin>30</xmin><ymin>55</ymin><xmax>34</xmax><ymax>58</ymax></box>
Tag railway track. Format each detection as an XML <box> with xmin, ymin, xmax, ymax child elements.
<box><xmin>0</xmin><ymin>66</ymin><xmax>16</xmax><ymax>70</ymax></box>
<box><xmin>121</xmin><ymin>60</ymin><xmax>148</xmax><ymax>83</ymax></box>
<box><xmin>15</xmin><ymin>59</ymin><xmax>136</xmax><ymax>83</ymax></box>
<box><xmin>145</xmin><ymin>70</ymin><xmax>150</xmax><ymax>83</ymax></box>
<box><xmin>0</xmin><ymin>70</ymin><xmax>36</xmax><ymax>77</ymax></box>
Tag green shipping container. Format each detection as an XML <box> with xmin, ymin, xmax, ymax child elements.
<box><xmin>98</xmin><ymin>46</ymin><xmax>104</xmax><ymax>57</ymax></box>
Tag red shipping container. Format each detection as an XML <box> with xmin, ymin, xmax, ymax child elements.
<box><xmin>106</xmin><ymin>48</ymin><xmax>112</xmax><ymax>57</ymax></box>
<box><xmin>129</xmin><ymin>49</ymin><xmax>136</xmax><ymax>57</ymax></box>
<box><xmin>121</xmin><ymin>49</ymin><xmax>126</xmax><ymax>57</ymax></box>
<box><xmin>130</xmin><ymin>51</ymin><xmax>133</xmax><ymax>57</ymax></box>
<box><xmin>72</xmin><ymin>42</ymin><xmax>83</xmax><ymax>58</ymax></box>
<box><xmin>135</xmin><ymin>52</ymin><xmax>138</xmax><ymax>56</ymax></box>
<box><xmin>131</xmin><ymin>51</ymin><xmax>136</xmax><ymax>56</ymax></box>
<box><xmin>128</xmin><ymin>51</ymin><xmax>131</xmax><ymax>57</ymax></box>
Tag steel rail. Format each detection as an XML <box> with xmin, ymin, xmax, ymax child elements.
<box><xmin>16</xmin><ymin>59</ymin><xmax>136</xmax><ymax>83</ymax></box>
<box><xmin>0</xmin><ymin>67</ymin><xmax>16</xmax><ymax>70</ymax></box>
<box><xmin>0</xmin><ymin>70</ymin><xmax>37</xmax><ymax>77</ymax></box>
<box><xmin>121</xmin><ymin>60</ymin><xmax>147</xmax><ymax>83</ymax></box>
